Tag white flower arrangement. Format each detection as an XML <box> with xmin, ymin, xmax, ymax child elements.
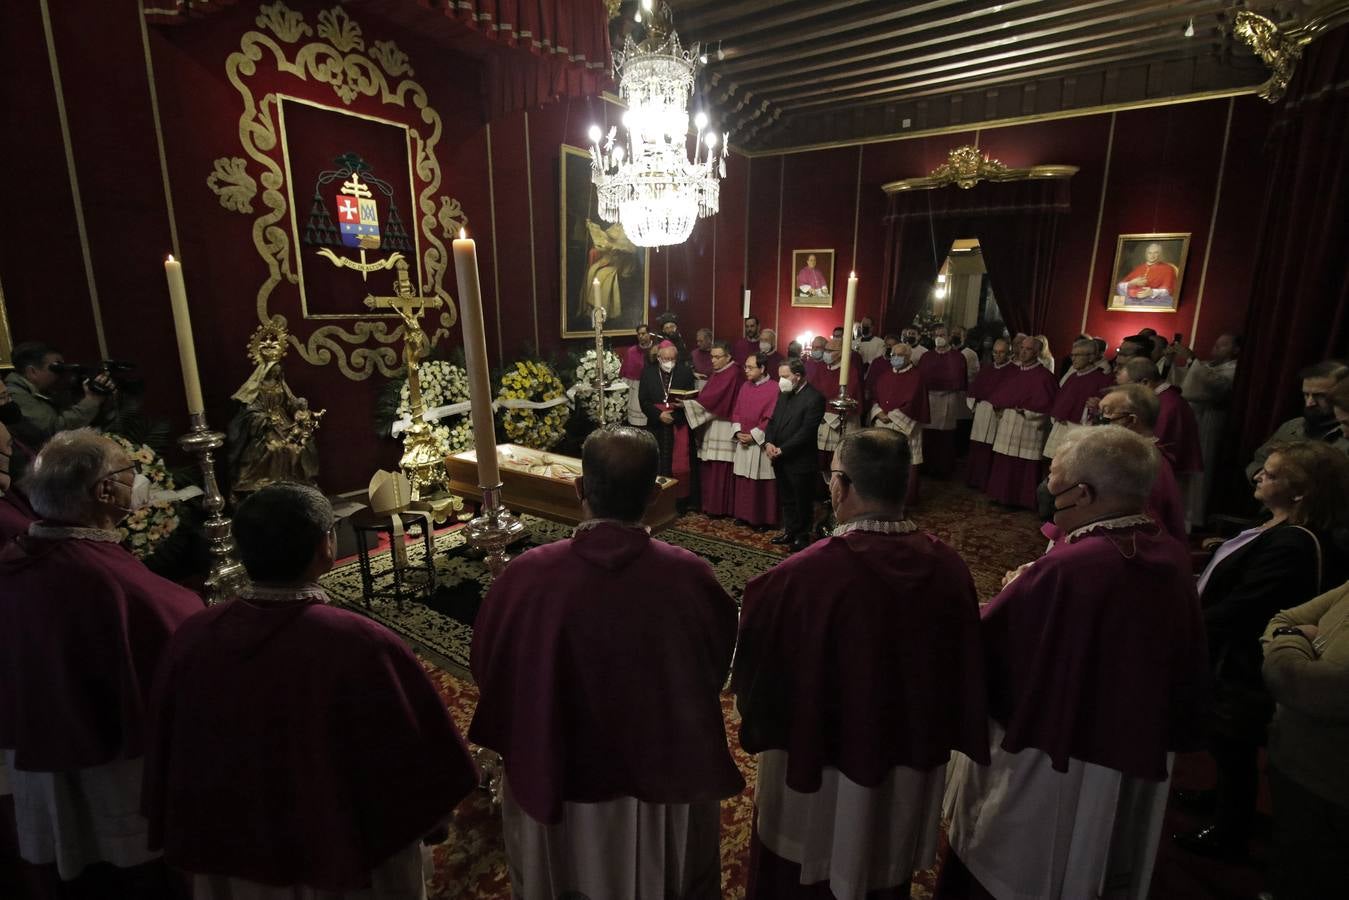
<box><xmin>396</xmin><ymin>360</ymin><xmax>474</xmax><ymax>456</ymax></box>
<box><xmin>573</xmin><ymin>350</ymin><xmax>628</xmax><ymax>424</ymax></box>
<box><xmin>106</xmin><ymin>435</ymin><xmax>180</xmax><ymax>560</ymax></box>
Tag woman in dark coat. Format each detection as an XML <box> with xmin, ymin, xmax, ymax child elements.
<box><xmin>1175</xmin><ymin>441</ymin><xmax>1349</xmax><ymax>859</ymax></box>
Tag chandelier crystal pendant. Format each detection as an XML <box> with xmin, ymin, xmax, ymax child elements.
<box><xmin>588</xmin><ymin>0</ymin><xmax>727</xmax><ymax>248</ymax></box>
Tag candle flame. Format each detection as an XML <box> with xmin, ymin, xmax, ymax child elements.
<box><xmin>167</xmin><ymin>254</ymin><xmax>176</xmax><ymax>262</ymax></box>
<box><xmin>850</xmin><ymin>270</ymin><xmax>856</xmax><ymax>278</ymax></box>
<box><xmin>459</xmin><ymin>228</ymin><xmax>466</xmax><ymax>240</ymax></box>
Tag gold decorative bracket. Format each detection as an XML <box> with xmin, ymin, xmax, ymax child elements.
<box><xmin>1234</xmin><ymin>2</ymin><xmax>1349</xmax><ymax>104</ymax></box>
<box><xmin>882</xmin><ymin>145</ymin><xmax>1077</xmax><ymax>194</ymax></box>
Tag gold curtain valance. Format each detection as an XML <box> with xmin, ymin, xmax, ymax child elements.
<box><xmin>882</xmin><ymin>146</ymin><xmax>1077</xmax><ymax>194</ymax></box>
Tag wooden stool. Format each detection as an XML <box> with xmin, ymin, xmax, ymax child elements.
<box><xmin>347</xmin><ymin>507</ymin><xmax>437</xmax><ymax>611</ymax></box>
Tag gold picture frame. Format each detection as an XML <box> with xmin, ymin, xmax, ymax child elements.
<box><xmin>0</xmin><ymin>275</ymin><xmax>12</xmax><ymax>369</ymax></box>
<box><xmin>790</xmin><ymin>248</ymin><xmax>836</xmax><ymax>308</ymax></box>
<box><xmin>1106</xmin><ymin>232</ymin><xmax>1191</xmax><ymax>313</ymax></box>
<box><xmin>559</xmin><ymin>144</ymin><xmax>650</xmax><ymax>339</ymax></box>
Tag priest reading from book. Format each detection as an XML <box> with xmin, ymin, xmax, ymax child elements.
<box><xmin>938</xmin><ymin>426</ymin><xmax>1208</xmax><ymax>900</ymax></box>
<box><xmin>734</xmin><ymin>428</ymin><xmax>988</xmax><ymax>899</ymax></box>
<box><xmin>965</xmin><ymin>338</ymin><xmax>1013</xmax><ymax>491</ymax></box>
<box><xmin>0</xmin><ymin>422</ymin><xmax>34</xmax><ymax>542</ymax></box>
<box><xmin>867</xmin><ymin>341</ymin><xmax>929</xmax><ymax>508</ymax></box>
<box><xmin>1043</xmin><ymin>337</ymin><xmax>1113</xmax><ymax>459</ymax></box>
<box><xmin>916</xmin><ymin>323</ymin><xmax>969</xmax><ymax>478</ymax></box>
<box><xmin>985</xmin><ymin>336</ymin><xmax>1059</xmax><ymax>509</ymax></box>
<box><xmin>142</xmin><ymin>483</ymin><xmax>476</xmax><ymax>898</ymax></box>
<box><xmin>731</xmin><ymin>352</ymin><xmax>780</xmax><ymax>527</ymax></box>
<box><xmin>470</xmin><ymin>426</ymin><xmax>743</xmax><ymax>899</ymax></box>
<box><xmin>681</xmin><ymin>340</ymin><xmax>745</xmax><ymax>517</ymax></box>
<box><xmin>0</xmin><ymin>429</ymin><xmax>202</xmax><ymax>893</ymax></box>
<box><xmin>639</xmin><ymin>340</ymin><xmax>696</xmax><ymax>503</ymax></box>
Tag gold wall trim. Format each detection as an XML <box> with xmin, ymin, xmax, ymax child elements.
<box><xmin>0</xmin><ymin>275</ymin><xmax>14</xmax><ymax>369</ymax></box>
<box><xmin>1190</xmin><ymin>97</ymin><xmax>1235</xmax><ymax>345</ymax></box>
<box><xmin>1080</xmin><ymin>112</ymin><xmax>1117</xmax><ymax>334</ymax></box>
<box><xmin>524</xmin><ymin>110</ymin><xmax>540</xmax><ymax>352</ymax></box>
<box><xmin>138</xmin><ymin>0</ymin><xmax>180</xmax><ymax>260</ymax></box>
<box><xmin>732</xmin><ymin>86</ymin><xmax>1258</xmax><ymax>159</ymax></box>
<box><xmin>774</xmin><ymin>157</ymin><xmax>784</xmax><ymax>339</ymax></box>
<box><xmin>40</xmin><ymin>0</ymin><xmax>109</xmax><ymax>358</ymax></box>
<box><xmin>883</xmin><ymin>153</ymin><xmax>1078</xmax><ymax>193</ymax></box>
<box><xmin>851</xmin><ymin>145</ymin><xmax>863</xmax><ymax>271</ymax></box>
<box><xmin>486</xmin><ymin>121</ymin><xmax>503</xmax><ymax>361</ymax></box>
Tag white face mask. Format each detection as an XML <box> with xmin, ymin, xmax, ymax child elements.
<box><xmin>659</xmin><ymin>359</ymin><xmax>676</xmax><ymax>373</ymax></box>
<box><xmin>110</xmin><ymin>472</ymin><xmax>152</xmax><ymax>516</ymax></box>
<box><xmin>823</xmin><ymin>351</ymin><xmax>838</xmax><ymax>366</ymax></box>
<box><xmin>759</xmin><ymin>340</ymin><xmax>773</xmax><ymax>353</ymax></box>
<box><xmin>810</xmin><ymin>348</ymin><xmax>824</xmax><ymax>360</ymax></box>
<box><xmin>934</xmin><ymin>336</ymin><xmax>949</xmax><ymax>348</ymax></box>
<box><xmin>890</xmin><ymin>354</ymin><xmax>909</xmax><ymax>368</ymax></box>
<box><xmin>778</xmin><ymin>376</ymin><xmax>795</xmax><ymax>393</ymax></box>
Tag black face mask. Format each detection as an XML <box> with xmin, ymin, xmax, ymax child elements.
<box><xmin>950</xmin><ymin>336</ymin><xmax>962</xmax><ymax>347</ymax></box>
<box><xmin>860</xmin><ymin>327</ymin><xmax>872</xmax><ymax>337</ymax></box>
<box><xmin>0</xmin><ymin>402</ymin><xmax>21</xmax><ymax>426</ymax></box>
<box><xmin>1305</xmin><ymin>405</ymin><xmax>1336</xmax><ymax>432</ymax></box>
<box><xmin>905</xmin><ymin>336</ymin><xmax>918</xmax><ymax>346</ymax></box>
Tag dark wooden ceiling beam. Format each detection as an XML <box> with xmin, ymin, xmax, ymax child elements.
<box><xmin>675</xmin><ymin>0</ymin><xmax>896</xmax><ymax>36</ymax></box>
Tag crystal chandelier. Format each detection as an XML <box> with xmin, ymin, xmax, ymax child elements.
<box><xmin>587</xmin><ymin>0</ymin><xmax>726</xmax><ymax>248</ymax></box>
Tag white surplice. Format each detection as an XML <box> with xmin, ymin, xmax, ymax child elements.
<box><xmin>869</xmin><ymin>404</ymin><xmax>924</xmax><ymax>465</ymax></box>
<box><xmin>943</xmin><ymin>722</ymin><xmax>1172</xmax><ymax>900</ymax></box>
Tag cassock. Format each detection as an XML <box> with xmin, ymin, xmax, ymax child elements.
<box><xmin>690</xmin><ymin>347</ymin><xmax>715</xmax><ymax>378</ymax></box>
<box><xmin>734</xmin><ymin>523</ymin><xmax>988</xmax><ymax>900</ymax></box>
<box><xmin>469</xmin><ymin>523</ymin><xmax>744</xmax><ymax>900</ymax></box>
<box><xmin>917</xmin><ymin>348</ymin><xmax>968</xmax><ymax>477</ymax></box>
<box><xmin>938</xmin><ymin>517</ymin><xmax>1208</xmax><ymax>900</ymax></box>
<box><xmin>731</xmin><ymin>336</ymin><xmax>757</xmax><ymax>364</ymax></box>
<box><xmin>0</xmin><ymin>525</ymin><xmax>201</xmax><ymax>880</ymax></box>
<box><xmin>812</xmin><ymin>363</ymin><xmax>862</xmax><ymax>472</ymax></box>
<box><xmin>0</xmin><ymin>491</ymin><xmax>34</xmax><ymax>542</ymax></box>
<box><xmin>731</xmin><ymin>377</ymin><xmax>780</xmax><ymax>527</ymax></box>
<box><xmin>985</xmin><ymin>364</ymin><xmax>1058</xmax><ymax>509</ymax></box>
<box><xmin>638</xmin><ymin>361</ymin><xmax>696</xmax><ymax>499</ymax></box>
<box><xmin>1148</xmin><ymin>448</ymin><xmax>1187</xmax><ymax>542</ymax></box>
<box><xmin>1154</xmin><ymin>383</ymin><xmax>1203</xmax><ymax>473</ymax></box>
<box><xmin>620</xmin><ymin>342</ymin><xmax>650</xmax><ymax>426</ymax></box>
<box><xmin>1043</xmin><ymin>364</ymin><xmax>1113</xmax><ymax>458</ymax></box>
<box><xmin>1180</xmin><ymin>358</ymin><xmax>1237</xmax><ymax>525</ymax></box>
<box><xmin>965</xmin><ymin>361</ymin><xmax>1014</xmax><ymax>491</ymax></box>
<box><xmin>143</xmin><ymin>585</ymin><xmax>476</xmax><ymax>895</ymax></box>
<box><xmin>682</xmin><ymin>363</ymin><xmax>745</xmax><ymax>517</ymax></box>
<box><xmin>758</xmin><ymin>349</ymin><xmax>785</xmax><ymax>377</ymax></box>
<box><xmin>867</xmin><ymin>362</ymin><xmax>929</xmax><ymax>508</ymax></box>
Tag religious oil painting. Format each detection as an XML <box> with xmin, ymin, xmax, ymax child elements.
<box><xmin>278</xmin><ymin>95</ymin><xmax>422</xmax><ymax>319</ymax></box>
<box><xmin>1107</xmin><ymin>233</ymin><xmax>1191</xmax><ymax>313</ymax></box>
<box><xmin>791</xmin><ymin>249</ymin><xmax>836</xmax><ymax>308</ymax></box>
<box><xmin>560</xmin><ymin>144</ymin><xmax>650</xmax><ymax>339</ymax></box>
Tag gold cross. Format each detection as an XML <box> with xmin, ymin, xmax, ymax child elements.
<box><xmin>363</xmin><ymin>259</ymin><xmax>442</xmax><ymax>320</ymax></box>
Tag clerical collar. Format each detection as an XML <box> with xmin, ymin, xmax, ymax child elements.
<box><xmin>992</xmin><ymin>360</ymin><xmax>1011</xmax><ymax>368</ymax></box>
<box><xmin>1063</xmin><ymin>513</ymin><xmax>1155</xmax><ymax>544</ymax></box>
<box><xmin>239</xmin><ymin>582</ymin><xmax>330</xmax><ymax>606</ymax></box>
<box><xmin>833</xmin><ymin>518</ymin><xmax>918</xmax><ymax>537</ymax></box>
<box><xmin>753</xmin><ymin>376</ymin><xmax>771</xmax><ymax>386</ymax></box>
<box><xmin>28</xmin><ymin>522</ymin><xmax>121</xmax><ymax>543</ymax></box>
<box><xmin>575</xmin><ymin>518</ymin><xmax>650</xmax><ymax>535</ymax></box>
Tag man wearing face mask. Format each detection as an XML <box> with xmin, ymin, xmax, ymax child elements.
<box><xmin>831</xmin><ymin>326</ymin><xmax>864</xmax><ymax>377</ymax></box>
<box><xmin>855</xmin><ymin>317</ymin><xmax>887</xmax><ymax>367</ymax></box>
<box><xmin>638</xmin><ymin>341</ymin><xmax>696</xmax><ymax>507</ymax></box>
<box><xmin>0</xmin><ymin>429</ymin><xmax>202</xmax><ymax>894</ymax></box>
<box><xmin>966</xmin><ymin>339</ymin><xmax>1015</xmax><ymax>491</ymax></box>
<box><xmin>1245</xmin><ymin>359</ymin><xmax>1348</xmax><ymax>483</ymax></box>
<box><xmin>901</xmin><ymin>328</ymin><xmax>928</xmax><ymax>364</ymax></box>
<box><xmin>733</xmin><ymin>429</ymin><xmax>987</xmax><ymax>899</ymax></box>
<box><xmin>755</xmin><ymin>328</ymin><xmax>784</xmax><ymax>377</ymax></box>
<box><xmin>4</xmin><ymin>342</ymin><xmax>115</xmax><ymax>449</ymax></box>
<box><xmin>866</xmin><ymin>341</ymin><xmax>929</xmax><ymax>507</ymax></box>
<box><xmin>732</xmin><ymin>315</ymin><xmax>761</xmax><ymax>365</ymax></box>
<box><xmin>764</xmin><ymin>359</ymin><xmax>825</xmax><ymax>552</ymax></box>
<box><xmin>917</xmin><ymin>325</ymin><xmax>968</xmax><ymax>479</ymax></box>
<box><xmin>938</xmin><ymin>426</ymin><xmax>1207</xmax><ymax>900</ymax></box>
<box><xmin>803</xmin><ymin>335</ymin><xmax>830</xmax><ymax>393</ymax></box>
<box><xmin>812</xmin><ymin>338</ymin><xmax>862</xmax><ymax>485</ymax></box>
<box><xmin>984</xmin><ymin>337</ymin><xmax>1059</xmax><ymax>509</ymax></box>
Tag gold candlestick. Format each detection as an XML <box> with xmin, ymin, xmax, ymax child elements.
<box><xmin>178</xmin><ymin>412</ymin><xmax>248</xmax><ymax>604</ymax></box>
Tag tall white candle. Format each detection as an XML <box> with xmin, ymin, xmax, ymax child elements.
<box><xmin>742</xmin><ymin>288</ymin><xmax>751</xmax><ymax>319</ymax></box>
<box><xmin>839</xmin><ymin>272</ymin><xmax>858</xmax><ymax>389</ymax></box>
<box><xmin>593</xmin><ymin>277</ymin><xmax>601</xmax><ymax>309</ymax></box>
<box><xmin>163</xmin><ymin>255</ymin><xmax>205</xmax><ymax>416</ymax></box>
<box><xmin>451</xmin><ymin>230</ymin><xmax>501</xmax><ymax>489</ymax></box>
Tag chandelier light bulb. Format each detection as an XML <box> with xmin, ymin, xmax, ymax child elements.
<box><xmin>699</xmin><ymin>52</ymin><xmax>708</xmax><ymax>64</ymax></box>
<box><xmin>717</xmin><ymin>43</ymin><xmax>725</xmax><ymax>61</ymax></box>
<box><xmin>613</xmin><ymin>146</ymin><xmax>624</xmax><ymax>162</ymax></box>
<box><xmin>588</xmin><ymin>124</ymin><xmax>602</xmax><ymax>144</ymax></box>
<box><xmin>705</xmin><ymin>132</ymin><xmax>718</xmax><ymax>150</ymax></box>
<box><xmin>1184</xmin><ymin>17</ymin><xmax>1195</xmax><ymax>37</ymax></box>
<box><xmin>694</xmin><ymin>111</ymin><xmax>709</xmax><ymax>130</ymax></box>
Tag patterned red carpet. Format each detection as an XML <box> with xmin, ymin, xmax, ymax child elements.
<box><xmin>415</xmin><ymin>475</ymin><xmax>1263</xmax><ymax>900</ymax></box>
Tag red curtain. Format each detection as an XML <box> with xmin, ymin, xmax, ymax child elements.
<box><xmin>880</xmin><ymin>178</ymin><xmax>1070</xmax><ymax>336</ymax></box>
<box><xmin>1229</xmin><ymin>23</ymin><xmax>1349</xmax><ymax>458</ymax></box>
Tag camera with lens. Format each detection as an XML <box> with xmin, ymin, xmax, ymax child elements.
<box><xmin>48</xmin><ymin>360</ymin><xmax>141</xmax><ymax>396</ymax></box>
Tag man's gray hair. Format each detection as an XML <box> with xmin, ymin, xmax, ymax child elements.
<box><xmin>1072</xmin><ymin>337</ymin><xmax>1098</xmax><ymax>354</ymax></box>
<box><xmin>1024</xmin><ymin>336</ymin><xmax>1044</xmax><ymax>354</ymax></box>
<box><xmin>1105</xmin><ymin>384</ymin><xmax>1160</xmax><ymax>428</ymax></box>
<box><xmin>23</xmin><ymin>428</ymin><xmax>124</xmax><ymax>523</ymax></box>
<box><xmin>1055</xmin><ymin>425</ymin><xmax>1158</xmax><ymax>504</ymax></box>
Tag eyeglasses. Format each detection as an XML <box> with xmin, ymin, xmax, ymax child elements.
<box><xmin>829</xmin><ymin>469</ymin><xmax>851</xmax><ymax>484</ymax></box>
<box><xmin>96</xmin><ymin>462</ymin><xmax>141</xmax><ymax>486</ymax></box>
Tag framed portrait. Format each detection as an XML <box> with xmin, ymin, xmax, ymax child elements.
<box><xmin>560</xmin><ymin>144</ymin><xmax>650</xmax><ymax>339</ymax></box>
<box><xmin>790</xmin><ymin>249</ymin><xmax>835</xmax><ymax>308</ymax></box>
<box><xmin>1106</xmin><ymin>233</ymin><xmax>1191</xmax><ymax>313</ymax></box>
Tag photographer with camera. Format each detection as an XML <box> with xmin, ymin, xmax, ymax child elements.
<box><xmin>4</xmin><ymin>341</ymin><xmax>116</xmax><ymax>449</ymax></box>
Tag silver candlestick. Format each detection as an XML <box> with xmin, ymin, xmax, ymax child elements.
<box><xmin>178</xmin><ymin>412</ymin><xmax>249</xmax><ymax>604</ymax></box>
<box><xmin>467</xmin><ymin>483</ymin><xmax>526</xmax><ymax>576</ymax></box>
<box><xmin>829</xmin><ymin>389</ymin><xmax>858</xmax><ymax>433</ymax></box>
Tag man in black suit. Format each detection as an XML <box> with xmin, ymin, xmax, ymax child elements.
<box><xmin>765</xmin><ymin>357</ymin><xmax>826</xmax><ymax>552</ymax></box>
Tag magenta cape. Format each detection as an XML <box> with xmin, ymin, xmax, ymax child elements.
<box><xmin>698</xmin><ymin>363</ymin><xmax>745</xmax><ymax>419</ymax></box>
<box><xmin>1051</xmin><ymin>367</ymin><xmax>1113</xmax><ymax>423</ymax></box>
<box><xmin>968</xmin><ymin>361</ymin><xmax>1014</xmax><ymax>403</ymax></box>
<box><xmin>986</xmin><ymin>363</ymin><xmax>1058</xmax><ymax>413</ymax></box>
<box><xmin>0</xmin><ymin>535</ymin><xmax>202</xmax><ymax>770</ymax></box>
<box><xmin>871</xmin><ymin>366</ymin><xmax>929</xmax><ymax>423</ymax></box>
<box><xmin>732</xmin><ymin>378</ymin><xmax>778</xmax><ymax>432</ymax></box>
<box><xmin>733</xmin><ymin>531</ymin><xmax>989</xmax><ymax>791</ymax></box>
<box><xmin>1149</xmin><ymin>453</ymin><xmax>1187</xmax><ymax>542</ymax></box>
<box><xmin>691</xmin><ymin>347</ymin><xmax>714</xmax><ymax>377</ymax></box>
<box><xmin>731</xmin><ymin>336</ymin><xmax>756</xmax><ymax>364</ymax></box>
<box><xmin>620</xmin><ymin>342</ymin><xmax>649</xmax><ymax>380</ymax></box>
<box><xmin>0</xmin><ymin>494</ymin><xmax>33</xmax><ymax>543</ymax></box>
<box><xmin>758</xmin><ymin>350</ymin><xmax>785</xmax><ymax>377</ymax></box>
<box><xmin>809</xmin><ymin>364</ymin><xmax>860</xmax><ymax>406</ymax></box>
<box><xmin>981</xmin><ymin>522</ymin><xmax>1208</xmax><ymax>780</ymax></box>
<box><xmin>142</xmin><ymin>599</ymin><xmax>475</xmax><ymax>891</ymax></box>
<box><xmin>1155</xmin><ymin>385</ymin><xmax>1204</xmax><ymax>472</ymax></box>
<box><xmin>469</xmin><ymin>523</ymin><xmax>744</xmax><ymax>823</ymax></box>
<box><xmin>918</xmin><ymin>348</ymin><xmax>968</xmax><ymax>392</ymax></box>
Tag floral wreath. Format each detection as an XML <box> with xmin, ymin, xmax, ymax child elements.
<box><xmin>497</xmin><ymin>360</ymin><xmax>569</xmax><ymax>450</ymax></box>
<box><xmin>573</xmin><ymin>350</ymin><xmax>628</xmax><ymax>425</ymax></box>
<box><xmin>107</xmin><ymin>434</ymin><xmax>180</xmax><ymax>560</ymax></box>
<box><xmin>396</xmin><ymin>360</ymin><xmax>473</xmax><ymax>455</ymax></box>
